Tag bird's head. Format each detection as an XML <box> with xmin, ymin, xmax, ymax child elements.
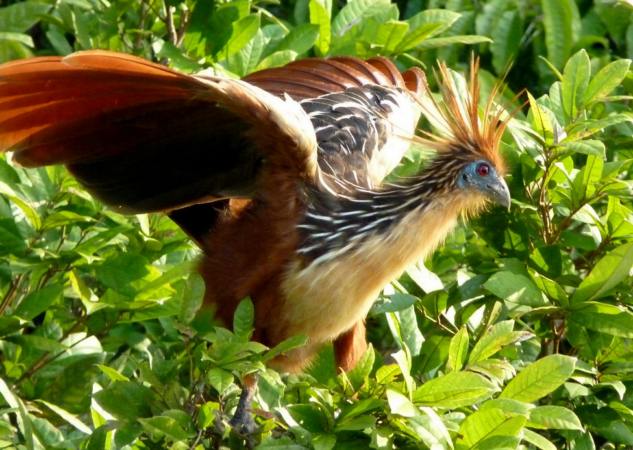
<box><xmin>457</xmin><ymin>159</ymin><xmax>511</xmax><ymax>210</ymax></box>
<box><xmin>415</xmin><ymin>58</ymin><xmax>514</xmax><ymax>211</ymax></box>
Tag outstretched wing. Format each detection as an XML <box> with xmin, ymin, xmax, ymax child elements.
<box><xmin>0</xmin><ymin>51</ymin><xmax>316</xmax><ymax>214</ymax></box>
<box><xmin>0</xmin><ymin>51</ymin><xmax>425</xmax><ymax>216</ymax></box>
<box><xmin>245</xmin><ymin>57</ymin><xmax>426</xmax><ymax>189</ymax></box>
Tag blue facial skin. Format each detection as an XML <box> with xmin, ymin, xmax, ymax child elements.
<box><xmin>457</xmin><ymin>159</ymin><xmax>511</xmax><ymax>209</ymax></box>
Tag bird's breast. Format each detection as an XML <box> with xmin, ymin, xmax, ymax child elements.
<box><xmin>280</xmin><ymin>194</ymin><xmax>474</xmax><ymax>348</ymax></box>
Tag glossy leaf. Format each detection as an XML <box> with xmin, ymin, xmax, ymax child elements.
<box><xmin>584</xmin><ymin>59</ymin><xmax>632</xmax><ymax>106</ymax></box>
<box><xmin>500</xmin><ymin>355</ymin><xmax>576</xmax><ymax>403</ymax></box>
<box><xmin>561</xmin><ymin>50</ymin><xmax>590</xmax><ymax>120</ymax></box>
<box><xmin>447</xmin><ymin>327</ymin><xmax>469</xmax><ymax>372</ymax></box>
<box><xmin>571</xmin><ymin>242</ymin><xmax>633</xmax><ymax>304</ymax></box>
<box><xmin>413</xmin><ymin>372</ymin><xmax>499</xmax><ymax>408</ymax></box>
<box><xmin>528</xmin><ymin>406</ymin><xmax>583</xmax><ymax>430</ymax></box>
<box><xmin>456</xmin><ymin>408</ymin><xmax>526</xmax><ymax>450</ymax></box>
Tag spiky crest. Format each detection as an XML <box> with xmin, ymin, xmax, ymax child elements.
<box><xmin>415</xmin><ymin>58</ymin><xmax>515</xmax><ymax>175</ymax></box>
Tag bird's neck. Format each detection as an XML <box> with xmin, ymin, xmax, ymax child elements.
<box><xmin>297</xmin><ymin>159</ymin><xmax>471</xmax><ymax>266</ymax></box>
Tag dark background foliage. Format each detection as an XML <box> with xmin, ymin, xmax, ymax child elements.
<box><xmin>0</xmin><ymin>0</ymin><xmax>632</xmax><ymax>448</ymax></box>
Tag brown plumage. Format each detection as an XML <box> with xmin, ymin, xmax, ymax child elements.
<box><xmin>0</xmin><ymin>51</ymin><xmax>512</xmax><ymax>427</ymax></box>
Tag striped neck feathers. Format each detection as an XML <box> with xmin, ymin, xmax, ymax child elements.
<box><xmin>297</xmin><ymin>152</ymin><xmax>487</xmax><ymax>265</ymax></box>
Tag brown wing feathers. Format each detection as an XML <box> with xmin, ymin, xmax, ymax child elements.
<box><xmin>0</xmin><ymin>51</ymin><xmax>426</xmax><ymax>218</ymax></box>
<box><xmin>243</xmin><ymin>56</ymin><xmax>426</xmax><ymax>100</ymax></box>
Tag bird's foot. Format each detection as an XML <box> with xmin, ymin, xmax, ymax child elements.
<box><xmin>228</xmin><ymin>373</ymin><xmax>260</xmax><ymax>448</ymax></box>
<box><xmin>229</xmin><ymin>404</ymin><xmax>259</xmax><ymax>435</ymax></box>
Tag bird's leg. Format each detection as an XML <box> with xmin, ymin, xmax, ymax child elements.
<box><xmin>229</xmin><ymin>373</ymin><xmax>259</xmax><ymax>434</ymax></box>
<box><xmin>334</xmin><ymin>320</ymin><xmax>368</xmax><ymax>372</ymax></box>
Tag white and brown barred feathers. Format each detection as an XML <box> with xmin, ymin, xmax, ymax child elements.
<box><xmin>296</xmin><ymin>59</ymin><xmax>515</xmax><ymax>264</ymax></box>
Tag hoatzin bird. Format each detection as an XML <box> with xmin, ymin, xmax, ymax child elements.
<box><xmin>0</xmin><ymin>51</ymin><xmax>511</xmax><ymax>429</ymax></box>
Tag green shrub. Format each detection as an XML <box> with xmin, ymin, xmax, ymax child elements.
<box><xmin>0</xmin><ymin>0</ymin><xmax>632</xmax><ymax>449</ymax></box>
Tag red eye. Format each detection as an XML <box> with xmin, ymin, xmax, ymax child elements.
<box><xmin>477</xmin><ymin>163</ymin><xmax>490</xmax><ymax>176</ymax></box>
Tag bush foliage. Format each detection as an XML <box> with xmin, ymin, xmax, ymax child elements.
<box><xmin>0</xmin><ymin>0</ymin><xmax>633</xmax><ymax>449</ymax></box>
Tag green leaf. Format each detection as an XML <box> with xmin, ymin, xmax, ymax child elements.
<box><xmin>262</xmin><ymin>334</ymin><xmax>308</xmax><ymax>363</ymax></box>
<box><xmin>334</xmin><ymin>415</ymin><xmax>376</xmax><ymax>431</ymax></box>
<box><xmin>414</xmin><ymin>333</ymin><xmax>450</xmax><ymax>378</ymax></box>
<box><xmin>13</xmin><ymin>285</ymin><xmax>64</xmax><ymax>321</ymax></box>
<box><xmin>416</xmin><ymin>35</ymin><xmax>492</xmax><ymax>49</ymax></box>
<box><xmin>484</xmin><ymin>271</ymin><xmax>547</xmax><ymax>307</ymax></box>
<box><xmin>226</xmin><ymin>28</ymin><xmax>264</xmax><ymax>77</ymax></box>
<box><xmin>197</xmin><ymin>402</ymin><xmax>219</xmax><ymax>429</ymax></box>
<box><xmin>287</xmin><ymin>404</ymin><xmax>329</xmax><ymax>433</ymax></box>
<box><xmin>392</xmin><ymin>349</ymin><xmax>414</xmax><ymax>395</ymax></box>
<box><xmin>528</xmin><ymin>406</ymin><xmax>583</xmax><ymax>430</ymax></box>
<box><xmin>87</xmin><ymin>425</ymin><xmax>107</xmax><ymax>450</ymax></box>
<box><xmin>397</xmin><ymin>305</ymin><xmax>423</xmax><ymax>356</ymax></box>
<box><xmin>372</xmin><ymin>293</ymin><xmax>418</xmax><ymax>314</ymax></box>
<box><xmin>207</xmin><ymin>368</ymin><xmax>234</xmax><ymax>396</ymax></box>
<box><xmin>456</xmin><ymin>408</ymin><xmax>526</xmax><ymax>450</ymax></box>
<box><xmin>491</xmin><ymin>10</ymin><xmax>522</xmax><ymax>75</ymax></box>
<box><xmin>469</xmin><ymin>359</ymin><xmax>516</xmax><ymax>384</ymax></box>
<box><xmin>405</xmin><ymin>9</ymin><xmax>461</xmax><ymax>39</ymax></box>
<box><xmin>0</xmin><ymin>378</ymin><xmax>34</xmax><ymax>450</ymax></box>
<box><xmin>562</xmin><ymin>50</ymin><xmax>591</xmax><ymax>121</ymax></box>
<box><xmin>413</xmin><ymin>372</ymin><xmax>499</xmax><ymax>408</ymax></box>
<box><xmin>347</xmin><ymin>344</ymin><xmax>374</xmax><ymax>392</ymax></box>
<box><xmin>480</xmin><ymin>398</ymin><xmax>534</xmax><ymax>416</ymax></box>
<box><xmin>529</xmin><ymin>245</ymin><xmax>563</xmax><ymax>279</ymax></box>
<box><xmin>394</xmin><ymin>23</ymin><xmax>443</xmax><ymax>54</ymax></box>
<box><xmin>93</xmin><ymin>253</ymin><xmax>150</xmax><ymax>297</ymax></box>
<box><xmin>310</xmin><ymin>0</ymin><xmax>331</xmax><ymax>57</ymax></box>
<box><xmin>96</xmin><ymin>365</ymin><xmax>129</xmax><ymax>382</ymax></box>
<box><xmin>0</xmin><ymin>2</ymin><xmax>51</xmax><ymax>32</ymax></box>
<box><xmin>139</xmin><ymin>416</ymin><xmax>193</xmax><ymax>440</ymax></box>
<box><xmin>135</xmin><ymin>262</ymin><xmax>191</xmax><ymax>301</ymax></box>
<box><xmin>404</xmin><ymin>415</ymin><xmax>447</xmax><ymax>448</ymax></box>
<box><xmin>374</xmin><ymin>20</ymin><xmax>409</xmax><ymax>54</ymax></box>
<box><xmin>6</xmin><ymin>334</ymin><xmax>68</xmax><ymax>352</ymax></box>
<box><xmin>571</xmin><ymin>242</ymin><xmax>633</xmax><ymax>304</ymax></box>
<box><xmin>569</xmin><ymin>432</ymin><xmax>595</xmax><ymax>450</ymax></box>
<box><xmin>216</xmin><ymin>14</ymin><xmax>260</xmax><ymax>61</ymax></box>
<box><xmin>565</xmin><ymin>113</ymin><xmax>633</xmax><ymax>141</ymax></box>
<box><xmin>563</xmin><ymin>140</ymin><xmax>605</xmax><ymax>157</ymax></box>
<box><xmin>312</xmin><ymin>433</ymin><xmax>336</xmax><ymax>450</ymax></box>
<box><xmin>499</xmin><ymin>354</ymin><xmax>576</xmax><ymax>403</ymax></box>
<box><xmin>447</xmin><ymin>327</ymin><xmax>469</xmax><ymax>372</ymax></box>
<box><xmin>532</xmin><ymin>273</ymin><xmax>569</xmax><ymax>308</ymax></box>
<box><xmin>254</xmin><ymin>49</ymin><xmax>298</xmax><ymax>71</ymax></box>
<box><xmin>386</xmin><ymin>389</ymin><xmax>417</xmax><ymax>417</ymax></box>
<box><xmin>572</xmin><ymin>154</ymin><xmax>603</xmax><ymax>204</ymax></box>
<box><xmin>178</xmin><ymin>273</ymin><xmax>205</xmax><ymax>324</ymax></box>
<box><xmin>0</xmin><ymin>31</ymin><xmax>33</xmax><ymax>47</ymax></box>
<box><xmin>0</xmin><ymin>218</ymin><xmax>27</xmax><ymax>256</ymax></box>
<box><xmin>233</xmin><ymin>297</ymin><xmax>254</xmax><ymax>342</ymax></box>
<box><xmin>92</xmin><ymin>382</ymin><xmax>154</xmax><ymax>422</ymax></box>
<box><xmin>275</xmin><ymin>23</ymin><xmax>319</xmax><ymax>55</ymax></box>
<box><xmin>337</xmin><ymin>398</ymin><xmax>383</xmax><ymax>423</ymax></box>
<box><xmin>522</xmin><ymin>428</ymin><xmax>557</xmax><ymax>450</ymax></box>
<box><xmin>37</xmin><ymin>400</ymin><xmax>92</xmax><ymax>434</ymax></box>
<box><xmin>541</xmin><ymin>0</ymin><xmax>580</xmax><ymax>70</ymax></box>
<box><xmin>584</xmin><ymin>59</ymin><xmax>632</xmax><ymax>107</ymax></box>
<box><xmin>331</xmin><ymin>0</ymin><xmax>388</xmax><ymax>37</ymax></box>
<box><xmin>375</xmin><ymin>364</ymin><xmax>401</xmax><ymax>385</ymax></box>
<box><xmin>154</xmin><ymin>40</ymin><xmax>203</xmax><ymax>73</ymax></box>
<box><xmin>41</xmin><ymin>211</ymin><xmax>93</xmax><ymax>231</ymax></box>
<box><xmin>527</xmin><ymin>92</ymin><xmax>555</xmax><ymax>144</ymax></box>
<box><xmin>568</xmin><ymin>303</ymin><xmax>633</xmax><ymax>338</ymax></box>
<box><xmin>469</xmin><ymin>320</ymin><xmax>533</xmax><ymax>364</ymax></box>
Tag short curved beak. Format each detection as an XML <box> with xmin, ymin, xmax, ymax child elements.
<box><xmin>485</xmin><ymin>176</ymin><xmax>511</xmax><ymax>210</ymax></box>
